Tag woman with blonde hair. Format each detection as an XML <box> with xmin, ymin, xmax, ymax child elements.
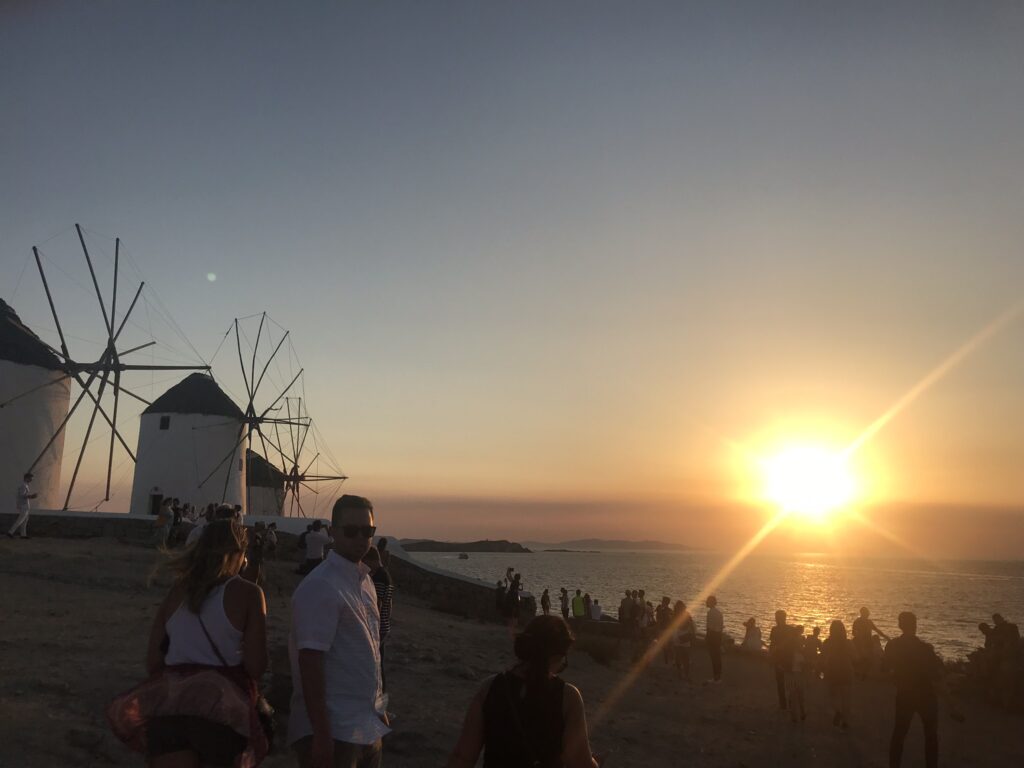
<box><xmin>108</xmin><ymin>518</ymin><xmax>269</xmax><ymax>767</ymax></box>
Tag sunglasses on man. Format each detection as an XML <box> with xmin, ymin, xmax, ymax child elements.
<box><xmin>340</xmin><ymin>525</ymin><xmax>376</xmax><ymax>539</ymax></box>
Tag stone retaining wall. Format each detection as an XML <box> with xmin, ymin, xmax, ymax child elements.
<box><xmin>387</xmin><ymin>549</ymin><xmax>537</xmax><ymax>622</ymax></box>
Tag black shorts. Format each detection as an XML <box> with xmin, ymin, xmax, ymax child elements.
<box><xmin>147</xmin><ymin>715</ymin><xmax>247</xmax><ymax>766</ymax></box>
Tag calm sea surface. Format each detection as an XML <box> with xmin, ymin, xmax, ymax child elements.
<box><xmin>408</xmin><ymin>550</ymin><xmax>1024</xmax><ymax>661</ymax></box>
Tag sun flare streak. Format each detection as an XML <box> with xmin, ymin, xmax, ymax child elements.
<box><xmin>844</xmin><ymin>298</ymin><xmax>1024</xmax><ymax>459</ymax></box>
<box><xmin>592</xmin><ymin>509</ymin><xmax>789</xmax><ymax>725</ymax></box>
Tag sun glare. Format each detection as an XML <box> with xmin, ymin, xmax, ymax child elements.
<box><xmin>759</xmin><ymin>444</ymin><xmax>858</xmax><ymax>523</ymax></box>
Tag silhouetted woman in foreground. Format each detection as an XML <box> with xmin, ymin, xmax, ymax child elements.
<box><xmin>108</xmin><ymin>519</ymin><xmax>269</xmax><ymax>767</ymax></box>
<box><xmin>447</xmin><ymin>615</ymin><xmax>602</xmax><ymax>768</ymax></box>
<box><xmin>821</xmin><ymin>619</ymin><xmax>855</xmax><ymax>729</ymax></box>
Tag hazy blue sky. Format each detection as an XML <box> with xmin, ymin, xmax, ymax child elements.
<box><xmin>3</xmin><ymin>2</ymin><xmax>1024</xmax><ymax>554</ymax></box>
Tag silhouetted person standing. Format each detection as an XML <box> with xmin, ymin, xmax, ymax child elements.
<box><xmin>853</xmin><ymin>606</ymin><xmax>888</xmax><ymax>679</ymax></box>
<box><xmin>768</xmin><ymin>609</ymin><xmax>789</xmax><ymax>709</ymax></box>
<box><xmin>705</xmin><ymin>595</ymin><xmax>724</xmax><ymax>682</ymax></box>
<box><xmin>885</xmin><ymin>611</ymin><xmax>940</xmax><ymax>768</ymax></box>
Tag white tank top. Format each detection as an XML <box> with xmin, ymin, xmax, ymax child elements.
<box><xmin>164</xmin><ymin>576</ymin><xmax>245</xmax><ymax>666</ymax></box>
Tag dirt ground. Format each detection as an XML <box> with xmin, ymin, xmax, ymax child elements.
<box><xmin>1</xmin><ymin>536</ymin><xmax>1021</xmax><ymax>767</ymax></box>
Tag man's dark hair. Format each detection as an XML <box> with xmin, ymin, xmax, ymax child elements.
<box><xmin>332</xmin><ymin>494</ymin><xmax>373</xmax><ymax>517</ymax></box>
<box><xmin>898</xmin><ymin>611</ymin><xmax>917</xmax><ymax>632</ymax></box>
<box><xmin>312</xmin><ymin>520</ymin><xmax>323</xmax><ymax>531</ymax></box>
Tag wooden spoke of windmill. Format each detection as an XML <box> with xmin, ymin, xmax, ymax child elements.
<box><xmin>3</xmin><ymin>224</ymin><xmax>210</xmax><ymax>509</ymax></box>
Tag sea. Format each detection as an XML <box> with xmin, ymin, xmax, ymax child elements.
<box><xmin>408</xmin><ymin>549</ymin><xmax>1024</xmax><ymax>661</ymax></box>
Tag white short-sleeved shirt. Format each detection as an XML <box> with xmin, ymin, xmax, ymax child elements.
<box><xmin>16</xmin><ymin>483</ymin><xmax>30</xmax><ymax>511</ymax></box>
<box><xmin>185</xmin><ymin>520</ymin><xmax>206</xmax><ymax>547</ymax></box>
<box><xmin>707</xmin><ymin>606</ymin><xmax>724</xmax><ymax>633</ymax></box>
<box><xmin>304</xmin><ymin>530</ymin><xmax>332</xmax><ymax>560</ymax></box>
<box><xmin>288</xmin><ymin>550</ymin><xmax>389</xmax><ymax>746</ymax></box>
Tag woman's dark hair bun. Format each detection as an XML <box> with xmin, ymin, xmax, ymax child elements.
<box><xmin>513</xmin><ymin>615</ymin><xmax>574</xmax><ymax>663</ymax></box>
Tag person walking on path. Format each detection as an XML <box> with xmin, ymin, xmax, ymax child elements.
<box><xmin>559</xmin><ymin>588</ymin><xmax>570</xmax><ymax>621</ymax></box>
<box><xmin>288</xmin><ymin>494</ymin><xmax>389</xmax><ymax>768</ymax></box>
<box><xmin>7</xmin><ymin>472</ymin><xmax>36</xmax><ymax>539</ymax></box>
<box><xmin>768</xmin><ymin>610</ymin><xmax>790</xmax><ymax>709</ymax></box>
<box><xmin>705</xmin><ymin>595</ymin><xmax>724</xmax><ymax>682</ymax></box>
<box><xmin>446</xmin><ymin>615</ymin><xmax>603</xmax><ymax>768</ymax></box>
<box><xmin>540</xmin><ymin>589</ymin><xmax>551</xmax><ymax>616</ymax></box>
<box><xmin>853</xmin><ymin>606</ymin><xmax>889</xmax><ymax>679</ymax></box>
<box><xmin>885</xmin><ymin>611</ymin><xmax>945</xmax><ymax>768</ymax></box>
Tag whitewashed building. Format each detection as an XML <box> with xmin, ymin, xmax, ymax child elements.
<box><xmin>129</xmin><ymin>373</ymin><xmax>246</xmax><ymax>515</ymax></box>
<box><xmin>0</xmin><ymin>299</ymin><xmax>71</xmax><ymax>510</ymax></box>
<box><xmin>245</xmin><ymin>449</ymin><xmax>286</xmax><ymax>516</ymax></box>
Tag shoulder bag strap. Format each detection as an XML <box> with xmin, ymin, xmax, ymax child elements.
<box><xmin>197</xmin><ymin>611</ymin><xmax>230</xmax><ymax>668</ymax></box>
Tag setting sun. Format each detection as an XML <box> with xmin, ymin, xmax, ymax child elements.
<box><xmin>758</xmin><ymin>444</ymin><xmax>859</xmax><ymax>523</ymax></box>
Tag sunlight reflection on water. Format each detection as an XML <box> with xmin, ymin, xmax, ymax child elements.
<box><xmin>411</xmin><ymin>550</ymin><xmax>1024</xmax><ymax>660</ymax></box>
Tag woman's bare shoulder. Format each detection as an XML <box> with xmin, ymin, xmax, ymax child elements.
<box><xmin>226</xmin><ymin>576</ymin><xmax>264</xmax><ymax>602</ymax></box>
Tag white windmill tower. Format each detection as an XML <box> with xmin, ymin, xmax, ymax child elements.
<box><xmin>129</xmin><ymin>373</ymin><xmax>247</xmax><ymax>515</ymax></box>
<box><xmin>0</xmin><ymin>298</ymin><xmax>72</xmax><ymax>509</ymax></box>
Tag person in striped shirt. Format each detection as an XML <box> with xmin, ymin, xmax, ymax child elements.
<box><xmin>363</xmin><ymin>546</ymin><xmax>394</xmax><ymax>692</ymax></box>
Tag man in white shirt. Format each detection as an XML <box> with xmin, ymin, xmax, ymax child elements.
<box><xmin>590</xmin><ymin>599</ymin><xmax>603</xmax><ymax>621</ymax></box>
<box><xmin>7</xmin><ymin>472</ymin><xmax>37</xmax><ymax>539</ymax></box>
<box><xmin>299</xmin><ymin>520</ymin><xmax>333</xmax><ymax>576</ymax></box>
<box><xmin>706</xmin><ymin>594</ymin><xmax>725</xmax><ymax>682</ymax></box>
<box><xmin>289</xmin><ymin>494</ymin><xmax>389</xmax><ymax>767</ymax></box>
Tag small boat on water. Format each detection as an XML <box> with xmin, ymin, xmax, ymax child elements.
<box><xmin>458</xmin><ymin>552</ymin><xmax>469</xmax><ymax>559</ymax></box>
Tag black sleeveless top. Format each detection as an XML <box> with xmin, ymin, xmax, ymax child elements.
<box><xmin>482</xmin><ymin>671</ymin><xmax>566</xmax><ymax>768</ymax></box>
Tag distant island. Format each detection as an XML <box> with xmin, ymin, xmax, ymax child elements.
<box><xmin>524</xmin><ymin>538</ymin><xmax>698</xmax><ymax>552</ymax></box>
<box><xmin>401</xmin><ymin>539</ymin><xmax>532</xmax><ymax>553</ymax></box>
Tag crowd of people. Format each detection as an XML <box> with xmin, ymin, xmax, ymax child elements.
<box><xmin>501</xmin><ymin>571</ymin><xmax>1023</xmax><ymax>768</ymax></box>
<box><xmin>7</xmin><ymin>474</ymin><xmax>1020</xmax><ymax>768</ymax></box>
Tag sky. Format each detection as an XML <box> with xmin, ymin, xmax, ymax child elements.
<box><xmin>3</xmin><ymin>2</ymin><xmax>1024</xmax><ymax>556</ymax></box>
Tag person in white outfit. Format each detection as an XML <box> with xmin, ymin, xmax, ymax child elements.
<box><xmin>289</xmin><ymin>494</ymin><xmax>389</xmax><ymax>768</ymax></box>
<box><xmin>7</xmin><ymin>472</ymin><xmax>37</xmax><ymax>539</ymax></box>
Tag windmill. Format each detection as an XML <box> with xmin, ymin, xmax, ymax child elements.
<box><xmin>1</xmin><ymin>224</ymin><xmax>209</xmax><ymax>510</ymax></box>
<box><xmin>197</xmin><ymin>313</ymin><xmax>347</xmax><ymax>516</ymax></box>
<box><xmin>275</xmin><ymin>396</ymin><xmax>349</xmax><ymax>518</ymax></box>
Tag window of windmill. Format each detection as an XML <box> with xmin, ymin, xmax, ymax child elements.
<box><xmin>159</xmin><ymin>416</ymin><xmax>171</xmax><ymax>430</ymax></box>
